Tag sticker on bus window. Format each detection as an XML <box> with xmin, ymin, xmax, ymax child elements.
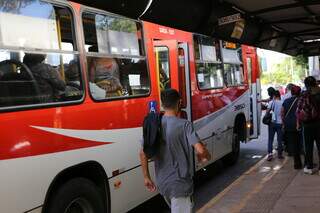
<box><xmin>198</xmin><ymin>74</ymin><xmax>205</xmax><ymax>82</ymax></box>
<box><xmin>129</xmin><ymin>74</ymin><xmax>141</xmax><ymax>86</ymax></box>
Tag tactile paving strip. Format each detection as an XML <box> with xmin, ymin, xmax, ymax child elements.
<box><xmin>239</xmin><ymin>160</ymin><xmax>299</xmax><ymax>213</ymax></box>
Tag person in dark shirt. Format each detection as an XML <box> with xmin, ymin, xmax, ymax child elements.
<box><xmin>23</xmin><ymin>53</ymin><xmax>65</xmax><ymax>102</ymax></box>
<box><xmin>282</xmin><ymin>85</ymin><xmax>302</xmax><ymax>169</ymax></box>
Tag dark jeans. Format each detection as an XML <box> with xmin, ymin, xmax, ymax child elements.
<box><xmin>303</xmin><ymin>121</ymin><xmax>320</xmax><ymax>169</ymax></box>
<box><xmin>285</xmin><ymin>131</ymin><xmax>303</xmax><ymax>167</ymax></box>
<box><xmin>268</xmin><ymin>123</ymin><xmax>283</xmax><ymax>155</ymax></box>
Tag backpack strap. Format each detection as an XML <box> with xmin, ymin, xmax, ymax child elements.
<box><xmin>158</xmin><ymin>113</ymin><xmax>165</xmax><ymax>143</ymax></box>
<box><xmin>285</xmin><ymin>98</ymin><xmax>298</xmax><ymax>119</ymax></box>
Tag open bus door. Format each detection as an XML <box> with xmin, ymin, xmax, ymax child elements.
<box><xmin>244</xmin><ymin>47</ymin><xmax>261</xmax><ymax>139</ymax></box>
<box><xmin>153</xmin><ymin>40</ymin><xmax>192</xmax><ymax>121</ymax></box>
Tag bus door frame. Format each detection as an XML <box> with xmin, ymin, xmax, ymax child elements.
<box><xmin>246</xmin><ymin>54</ymin><xmax>261</xmax><ymax>139</ymax></box>
<box><xmin>153</xmin><ymin>40</ymin><xmax>192</xmax><ymax>121</ymax></box>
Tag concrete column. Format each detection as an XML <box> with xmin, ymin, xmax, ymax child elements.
<box><xmin>309</xmin><ymin>56</ymin><xmax>320</xmax><ymax>80</ymax></box>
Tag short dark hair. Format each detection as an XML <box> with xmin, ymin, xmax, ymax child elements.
<box><xmin>304</xmin><ymin>76</ymin><xmax>317</xmax><ymax>89</ymax></box>
<box><xmin>274</xmin><ymin>90</ymin><xmax>281</xmax><ymax>98</ymax></box>
<box><xmin>286</xmin><ymin>83</ymin><xmax>294</xmax><ymax>91</ymax></box>
<box><xmin>161</xmin><ymin>89</ymin><xmax>181</xmax><ymax>109</ymax></box>
<box><xmin>291</xmin><ymin>85</ymin><xmax>301</xmax><ymax>96</ymax></box>
<box><xmin>23</xmin><ymin>53</ymin><xmax>46</xmax><ymax>67</ymax></box>
<box><xmin>267</xmin><ymin>87</ymin><xmax>276</xmax><ymax>97</ymax></box>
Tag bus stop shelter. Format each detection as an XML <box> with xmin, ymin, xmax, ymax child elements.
<box><xmin>71</xmin><ymin>0</ymin><xmax>320</xmax><ymax>57</ymax></box>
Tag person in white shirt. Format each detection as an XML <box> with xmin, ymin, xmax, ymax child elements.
<box><xmin>267</xmin><ymin>90</ymin><xmax>284</xmax><ymax>161</ymax></box>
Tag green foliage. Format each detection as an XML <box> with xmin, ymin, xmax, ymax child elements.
<box><xmin>0</xmin><ymin>0</ymin><xmax>34</xmax><ymax>12</ymax></box>
<box><xmin>261</xmin><ymin>55</ymin><xmax>308</xmax><ymax>86</ymax></box>
<box><xmin>108</xmin><ymin>18</ymin><xmax>137</xmax><ymax>33</ymax></box>
<box><xmin>95</xmin><ymin>16</ymin><xmax>137</xmax><ymax>33</ymax></box>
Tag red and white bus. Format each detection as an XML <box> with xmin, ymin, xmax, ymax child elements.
<box><xmin>0</xmin><ymin>1</ymin><xmax>261</xmax><ymax>213</ymax></box>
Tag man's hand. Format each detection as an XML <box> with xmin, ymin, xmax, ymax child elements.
<box><xmin>144</xmin><ymin>177</ymin><xmax>156</xmax><ymax>192</ymax></box>
<box><xmin>194</xmin><ymin>142</ymin><xmax>211</xmax><ymax>164</ymax></box>
<box><xmin>139</xmin><ymin>149</ymin><xmax>157</xmax><ymax>192</ymax></box>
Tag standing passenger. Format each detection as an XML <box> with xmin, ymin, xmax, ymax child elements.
<box><xmin>296</xmin><ymin>76</ymin><xmax>320</xmax><ymax>174</ymax></box>
<box><xmin>23</xmin><ymin>53</ymin><xmax>66</xmax><ymax>101</ymax></box>
<box><xmin>267</xmin><ymin>91</ymin><xmax>284</xmax><ymax>161</ymax></box>
<box><xmin>282</xmin><ymin>83</ymin><xmax>294</xmax><ymax>101</ymax></box>
<box><xmin>282</xmin><ymin>85</ymin><xmax>302</xmax><ymax>169</ymax></box>
<box><xmin>261</xmin><ymin>87</ymin><xmax>276</xmax><ymax>110</ymax></box>
<box><xmin>139</xmin><ymin>89</ymin><xmax>211</xmax><ymax>213</ymax></box>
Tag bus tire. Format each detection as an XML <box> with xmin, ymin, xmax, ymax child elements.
<box><xmin>222</xmin><ymin>132</ymin><xmax>240</xmax><ymax>166</ymax></box>
<box><xmin>46</xmin><ymin>177</ymin><xmax>105</xmax><ymax>213</ymax></box>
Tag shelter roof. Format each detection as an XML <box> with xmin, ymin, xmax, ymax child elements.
<box><xmin>71</xmin><ymin>0</ymin><xmax>320</xmax><ymax>56</ymax></box>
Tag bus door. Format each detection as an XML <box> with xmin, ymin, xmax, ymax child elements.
<box><xmin>153</xmin><ymin>40</ymin><xmax>192</xmax><ymax>121</ymax></box>
<box><xmin>246</xmin><ymin>55</ymin><xmax>261</xmax><ymax>138</ymax></box>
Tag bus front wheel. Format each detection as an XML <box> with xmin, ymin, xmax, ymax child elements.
<box><xmin>46</xmin><ymin>177</ymin><xmax>104</xmax><ymax>213</ymax></box>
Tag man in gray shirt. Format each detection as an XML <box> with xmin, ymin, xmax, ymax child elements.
<box><xmin>140</xmin><ymin>89</ymin><xmax>211</xmax><ymax>213</ymax></box>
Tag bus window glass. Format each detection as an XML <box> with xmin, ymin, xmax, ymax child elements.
<box><xmin>87</xmin><ymin>57</ymin><xmax>149</xmax><ymax>99</ymax></box>
<box><xmin>201</xmin><ymin>37</ymin><xmax>217</xmax><ymax>62</ymax></box>
<box><xmin>0</xmin><ymin>0</ymin><xmax>74</xmax><ymax>51</ymax></box>
<box><xmin>224</xmin><ymin>64</ymin><xmax>244</xmax><ymax>86</ymax></box>
<box><xmin>221</xmin><ymin>41</ymin><xmax>242</xmax><ymax>64</ymax></box>
<box><xmin>0</xmin><ymin>2</ymin><xmax>83</xmax><ymax>108</ymax></box>
<box><xmin>193</xmin><ymin>34</ymin><xmax>223</xmax><ymax>89</ymax></box>
<box><xmin>197</xmin><ymin>63</ymin><xmax>223</xmax><ymax>89</ymax></box>
<box><xmin>83</xmin><ymin>12</ymin><xmax>150</xmax><ymax>100</ymax></box>
<box><xmin>155</xmin><ymin>46</ymin><xmax>170</xmax><ymax>91</ymax></box>
<box><xmin>83</xmin><ymin>13</ymin><xmax>144</xmax><ymax>56</ymax></box>
<box><xmin>193</xmin><ymin>36</ymin><xmax>201</xmax><ymax>60</ymax></box>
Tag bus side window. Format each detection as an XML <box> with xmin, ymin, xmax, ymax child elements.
<box><xmin>82</xmin><ymin>12</ymin><xmax>150</xmax><ymax>100</ymax></box>
<box><xmin>0</xmin><ymin>1</ymin><xmax>83</xmax><ymax>108</ymax></box>
<box><xmin>193</xmin><ymin>35</ymin><xmax>224</xmax><ymax>90</ymax></box>
<box><xmin>224</xmin><ymin>64</ymin><xmax>245</xmax><ymax>86</ymax></box>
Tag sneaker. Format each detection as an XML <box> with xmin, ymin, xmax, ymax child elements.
<box><xmin>267</xmin><ymin>154</ymin><xmax>273</xmax><ymax>161</ymax></box>
<box><xmin>304</xmin><ymin>167</ymin><xmax>314</xmax><ymax>175</ymax></box>
<box><xmin>278</xmin><ymin>155</ymin><xmax>284</xmax><ymax>160</ymax></box>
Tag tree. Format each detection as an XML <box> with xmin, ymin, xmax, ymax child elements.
<box><xmin>108</xmin><ymin>18</ymin><xmax>137</xmax><ymax>33</ymax></box>
<box><xmin>0</xmin><ymin>0</ymin><xmax>34</xmax><ymax>13</ymax></box>
<box><xmin>261</xmin><ymin>55</ymin><xmax>308</xmax><ymax>86</ymax></box>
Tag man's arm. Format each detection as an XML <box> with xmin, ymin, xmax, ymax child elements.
<box><xmin>139</xmin><ymin>149</ymin><xmax>156</xmax><ymax>192</ymax></box>
<box><xmin>193</xmin><ymin>142</ymin><xmax>211</xmax><ymax>163</ymax></box>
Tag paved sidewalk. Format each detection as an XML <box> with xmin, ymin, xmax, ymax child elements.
<box><xmin>198</xmin><ymin>154</ymin><xmax>320</xmax><ymax>213</ymax></box>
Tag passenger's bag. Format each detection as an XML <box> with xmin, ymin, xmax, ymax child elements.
<box><xmin>262</xmin><ymin>102</ymin><xmax>274</xmax><ymax>125</ymax></box>
<box><xmin>297</xmin><ymin>92</ymin><xmax>320</xmax><ymax>123</ymax></box>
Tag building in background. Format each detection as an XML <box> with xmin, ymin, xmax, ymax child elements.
<box><xmin>309</xmin><ymin>56</ymin><xmax>320</xmax><ymax>80</ymax></box>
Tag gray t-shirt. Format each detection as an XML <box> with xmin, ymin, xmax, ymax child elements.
<box><xmin>154</xmin><ymin>115</ymin><xmax>199</xmax><ymax>199</ymax></box>
<box><xmin>268</xmin><ymin>99</ymin><xmax>283</xmax><ymax>124</ymax></box>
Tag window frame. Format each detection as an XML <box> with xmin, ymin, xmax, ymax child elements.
<box><xmin>223</xmin><ymin>63</ymin><xmax>245</xmax><ymax>87</ymax></box>
<box><xmin>193</xmin><ymin>34</ymin><xmax>225</xmax><ymax>91</ymax></box>
<box><xmin>0</xmin><ymin>0</ymin><xmax>85</xmax><ymax>113</ymax></box>
<box><xmin>155</xmin><ymin>45</ymin><xmax>171</xmax><ymax>90</ymax></box>
<box><xmin>81</xmin><ymin>7</ymin><xmax>151</xmax><ymax>102</ymax></box>
<box><xmin>220</xmin><ymin>41</ymin><xmax>245</xmax><ymax>87</ymax></box>
<box><xmin>195</xmin><ymin>60</ymin><xmax>225</xmax><ymax>91</ymax></box>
